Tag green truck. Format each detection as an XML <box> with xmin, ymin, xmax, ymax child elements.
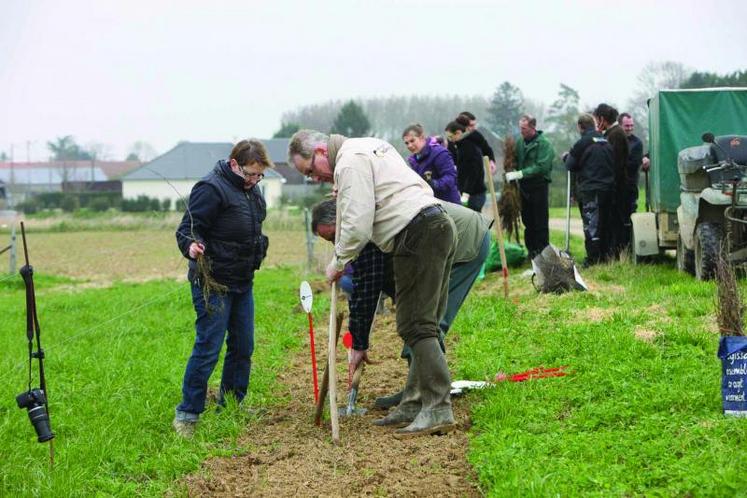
<box><xmin>631</xmin><ymin>88</ymin><xmax>747</xmax><ymax>279</ymax></box>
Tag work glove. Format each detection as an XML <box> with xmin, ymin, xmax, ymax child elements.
<box><xmin>505</xmin><ymin>171</ymin><xmax>524</xmax><ymax>182</ymax></box>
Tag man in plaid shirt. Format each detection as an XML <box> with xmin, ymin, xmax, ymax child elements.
<box><xmin>311</xmin><ymin>200</ymin><xmax>394</xmax><ymax>352</ymax></box>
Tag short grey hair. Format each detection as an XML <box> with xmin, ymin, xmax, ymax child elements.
<box><xmin>288</xmin><ymin>129</ymin><xmax>329</xmax><ymax>161</ymax></box>
<box><xmin>311</xmin><ymin>199</ymin><xmax>336</xmax><ymax>234</ymax></box>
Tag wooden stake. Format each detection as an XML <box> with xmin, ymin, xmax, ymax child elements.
<box><xmin>314</xmin><ymin>312</ymin><xmax>343</xmax><ymax>426</ymax></box>
<box><xmin>327</xmin><ymin>282</ymin><xmax>340</xmax><ymax>444</ymax></box>
<box><xmin>484</xmin><ymin>155</ymin><xmax>509</xmax><ymax>299</ymax></box>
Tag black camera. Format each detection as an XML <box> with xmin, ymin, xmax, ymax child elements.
<box><xmin>16</xmin><ymin>389</ymin><xmax>54</xmax><ymax>442</ymax></box>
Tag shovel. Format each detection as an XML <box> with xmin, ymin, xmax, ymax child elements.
<box><xmin>564</xmin><ymin>170</ymin><xmax>572</xmax><ymax>254</ymax></box>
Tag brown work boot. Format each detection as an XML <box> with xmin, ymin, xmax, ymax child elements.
<box><xmin>393</xmin><ymin>337</ymin><xmax>455</xmax><ymax>438</ymax></box>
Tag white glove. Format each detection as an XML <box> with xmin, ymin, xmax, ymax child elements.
<box><xmin>505</xmin><ymin>171</ymin><xmax>524</xmax><ymax>182</ymax></box>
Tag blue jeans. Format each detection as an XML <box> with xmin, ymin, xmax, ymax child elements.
<box><xmin>175</xmin><ymin>283</ymin><xmax>255</xmax><ymax>421</ymax></box>
<box><xmin>340</xmin><ymin>274</ymin><xmax>354</xmax><ymax>297</ymax></box>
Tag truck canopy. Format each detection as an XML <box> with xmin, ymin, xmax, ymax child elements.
<box><xmin>649</xmin><ymin>88</ymin><xmax>747</xmax><ymax>212</ymax></box>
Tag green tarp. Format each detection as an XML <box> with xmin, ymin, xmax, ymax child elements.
<box><xmin>649</xmin><ymin>88</ymin><xmax>747</xmax><ymax>212</ymax></box>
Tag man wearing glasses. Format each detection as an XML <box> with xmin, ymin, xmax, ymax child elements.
<box><xmin>289</xmin><ymin>130</ymin><xmax>457</xmax><ymax>438</ymax></box>
<box><xmin>173</xmin><ymin>139</ymin><xmax>273</xmax><ymax>437</ymax></box>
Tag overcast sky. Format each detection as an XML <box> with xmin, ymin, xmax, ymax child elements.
<box><xmin>2</xmin><ymin>0</ymin><xmax>746</xmax><ymax>161</ymax></box>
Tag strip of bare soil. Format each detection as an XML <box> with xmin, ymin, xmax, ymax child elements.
<box><xmin>184</xmin><ymin>301</ymin><xmax>482</xmax><ymax>497</ymax></box>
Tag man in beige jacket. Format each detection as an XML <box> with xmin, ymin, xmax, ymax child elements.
<box><xmin>289</xmin><ymin>130</ymin><xmax>457</xmax><ymax>437</ymax></box>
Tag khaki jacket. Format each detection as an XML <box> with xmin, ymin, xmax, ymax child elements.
<box><xmin>333</xmin><ymin>137</ymin><xmax>437</xmax><ymax>269</ymax></box>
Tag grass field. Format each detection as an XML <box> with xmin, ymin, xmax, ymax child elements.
<box><xmin>452</xmin><ymin>232</ymin><xmax>747</xmax><ymax>496</ymax></box>
<box><xmin>0</xmin><ymin>267</ymin><xmax>323</xmax><ymax>496</ymax></box>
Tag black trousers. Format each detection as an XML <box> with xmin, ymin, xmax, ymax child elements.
<box><xmin>519</xmin><ymin>181</ymin><xmax>549</xmax><ymax>259</ymax></box>
<box><xmin>579</xmin><ymin>190</ymin><xmax>613</xmax><ymax>264</ymax></box>
<box><xmin>611</xmin><ymin>187</ymin><xmax>633</xmax><ymax>257</ymax></box>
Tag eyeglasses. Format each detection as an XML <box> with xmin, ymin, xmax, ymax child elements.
<box><xmin>240</xmin><ymin>167</ymin><xmax>264</xmax><ymax>181</ymax></box>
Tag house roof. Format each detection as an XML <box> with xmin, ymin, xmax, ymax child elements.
<box><xmin>0</xmin><ymin>166</ymin><xmax>108</xmax><ymax>184</ymax></box>
<box><xmin>0</xmin><ymin>161</ymin><xmax>141</xmax><ymax>181</ymax></box>
<box><xmin>122</xmin><ymin>140</ymin><xmax>289</xmax><ymax>181</ymax></box>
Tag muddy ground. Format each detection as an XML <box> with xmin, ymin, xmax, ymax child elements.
<box><xmin>184</xmin><ymin>298</ymin><xmax>483</xmax><ymax>497</ymax></box>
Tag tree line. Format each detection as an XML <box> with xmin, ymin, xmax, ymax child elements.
<box><xmin>274</xmin><ymin>63</ymin><xmax>747</xmax><ymax>159</ymax></box>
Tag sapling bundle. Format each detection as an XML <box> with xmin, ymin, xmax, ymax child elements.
<box><xmin>498</xmin><ymin>136</ymin><xmax>522</xmax><ymax>244</ymax></box>
<box><xmin>716</xmin><ymin>252</ymin><xmax>744</xmax><ymax>336</ymax></box>
<box><xmin>196</xmin><ymin>253</ymin><xmax>228</xmax><ymax>306</ymax></box>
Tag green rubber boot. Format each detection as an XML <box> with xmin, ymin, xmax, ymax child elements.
<box><xmin>373</xmin><ymin>355</ymin><xmax>420</xmax><ymax>427</ymax></box>
<box><xmin>394</xmin><ymin>337</ymin><xmax>455</xmax><ymax>438</ymax></box>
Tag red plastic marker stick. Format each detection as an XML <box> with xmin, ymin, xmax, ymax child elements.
<box><xmin>307</xmin><ymin>312</ymin><xmax>320</xmax><ymax>403</ymax></box>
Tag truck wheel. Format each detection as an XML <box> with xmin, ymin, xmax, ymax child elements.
<box><xmin>693</xmin><ymin>222</ymin><xmax>723</xmax><ymax>280</ymax></box>
<box><xmin>676</xmin><ymin>234</ymin><xmax>695</xmax><ymax>274</ymax></box>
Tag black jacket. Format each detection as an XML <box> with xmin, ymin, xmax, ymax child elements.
<box><xmin>464</xmin><ymin>129</ymin><xmax>495</xmax><ymax>162</ymax></box>
<box><xmin>176</xmin><ymin>160</ymin><xmax>268</xmax><ymax>290</ymax></box>
<box><xmin>566</xmin><ymin>130</ymin><xmax>615</xmax><ymax>196</ymax></box>
<box><xmin>626</xmin><ymin>134</ymin><xmax>643</xmax><ymax>186</ymax></box>
<box><xmin>604</xmin><ymin>124</ymin><xmax>630</xmax><ymax>189</ymax></box>
<box><xmin>450</xmin><ymin>138</ymin><xmax>486</xmax><ymax>195</ymax></box>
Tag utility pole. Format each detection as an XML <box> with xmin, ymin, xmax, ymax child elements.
<box><xmin>9</xmin><ymin>144</ymin><xmax>14</xmax><ymax>207</ymax></box>
<box><xmin>9</xmin><ymin>223</ymin><xmax>16</xmax><ymax>275</ymax></box>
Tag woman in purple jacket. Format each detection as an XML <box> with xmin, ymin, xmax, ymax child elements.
<box><xmin>402</xmin><ymin>123</ymin><xmax>461</xmax><ymax>204</ymax></box>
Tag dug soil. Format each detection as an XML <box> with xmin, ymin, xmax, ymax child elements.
<box><xmin>184</xmin><ymin>297</ymin><xmax>482</xmax><ymax>497</ymax></box>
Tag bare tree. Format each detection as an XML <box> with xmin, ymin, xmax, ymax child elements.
<box><xmin>626</xmin><ymin>61</ymin><xmax>693</xmax><ymax>141</ymax></box>
<box><xmin>127</xmin><ymin>141</ymin><xmax>158</xmax><ymax>162</ymax></box>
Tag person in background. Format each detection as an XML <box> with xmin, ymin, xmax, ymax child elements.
<box><xmin>564</xmin><ymin>114</ymin><xmax>615</xmax><ymax>266</ymax></box>
<box><xmin>445</xmin><ymin>120</ymin><xmax>487</xmax><ymax>212</ymax></box>
<box><xmin>173</xmin><ymin>139</ymin><xmax>273</xmax><ymax>438</ymax></box>
<box><xmin>456</xmin><ymin>111</ymin><xmax>497</xmax><ymax>174</ymax></box>
<box><xmin>290</xmin><ymin>129</ymin><xmax>456</xmax><ymax>437</ymax></box>
<box><xmin>619</xmin><ymin>112</ymin><xmax>644</xmax><ymax>217</ymax></box>
<box><xmin>402</xmin><ymin>123</ymin><xmax>461</xmax><ymax>204</ymax></box>
<box><xmin>593</xmin><ymin>104</ymin><xmax>630</xmax><ymax>257</ymax></box>
<box><xmin>506</xmin><ymin>114</ymin><xmax>555</xmax><ymax>259</ymax></box>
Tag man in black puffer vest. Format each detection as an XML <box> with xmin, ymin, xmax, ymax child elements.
<box><xmin>173</xmin><ymin>139</ymin><xmax>273</xmax><ymax>437</ymax></box>
<box><xmin>565</xmin><ymin>114</ymin><xmax>615</xmax><ymax>266</ymax></box>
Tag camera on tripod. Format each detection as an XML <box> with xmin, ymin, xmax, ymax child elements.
<box><xmin>16</xmin><ymin>388</ymin><xmax>54</xmax><ymax>442</ymax></box>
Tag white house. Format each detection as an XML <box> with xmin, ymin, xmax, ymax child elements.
<box><xmin>121</xmin><ymin>140</ymin><xmax>289</xmax><ymax>208</ymax></box>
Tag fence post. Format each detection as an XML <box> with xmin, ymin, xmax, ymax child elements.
<box><xmin>303</xmin><ymin>208</ymin><xmax>314</xmax><ymax>272</ymax></box>
<box><xmin>9</xmin><ymin>223</ymin><xmax>17</xmax><ymax>275</ymax></box>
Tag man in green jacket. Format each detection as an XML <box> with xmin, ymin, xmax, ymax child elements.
<box><xmin>506</xmin><ymin>114</ymin><xmax>555</xmax><ymax>259</ymax></box>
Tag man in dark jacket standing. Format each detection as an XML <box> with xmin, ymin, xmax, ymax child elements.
<box><xmin>507</xmin><ymin>114</ymin><xmax>555</xmax><ymax>259</ymax></box>
<box><xmin>593</xmin><ymin>104</ymin><xmax>630</xmax><ymax>257</ymax></box>
<box><xmin>565</xmin><ymin>114</ymin><xmax>615</xmax><ymax>265</ymax></box>
<box><xmin>620</xmin><ymin>112</ymin><xmax>644</xmax><ymax>217</ymax></box>
<box><xmin>173</xmin><ymin>140</ymin><xmax>273</xmax><ymax>437</ymax></box>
